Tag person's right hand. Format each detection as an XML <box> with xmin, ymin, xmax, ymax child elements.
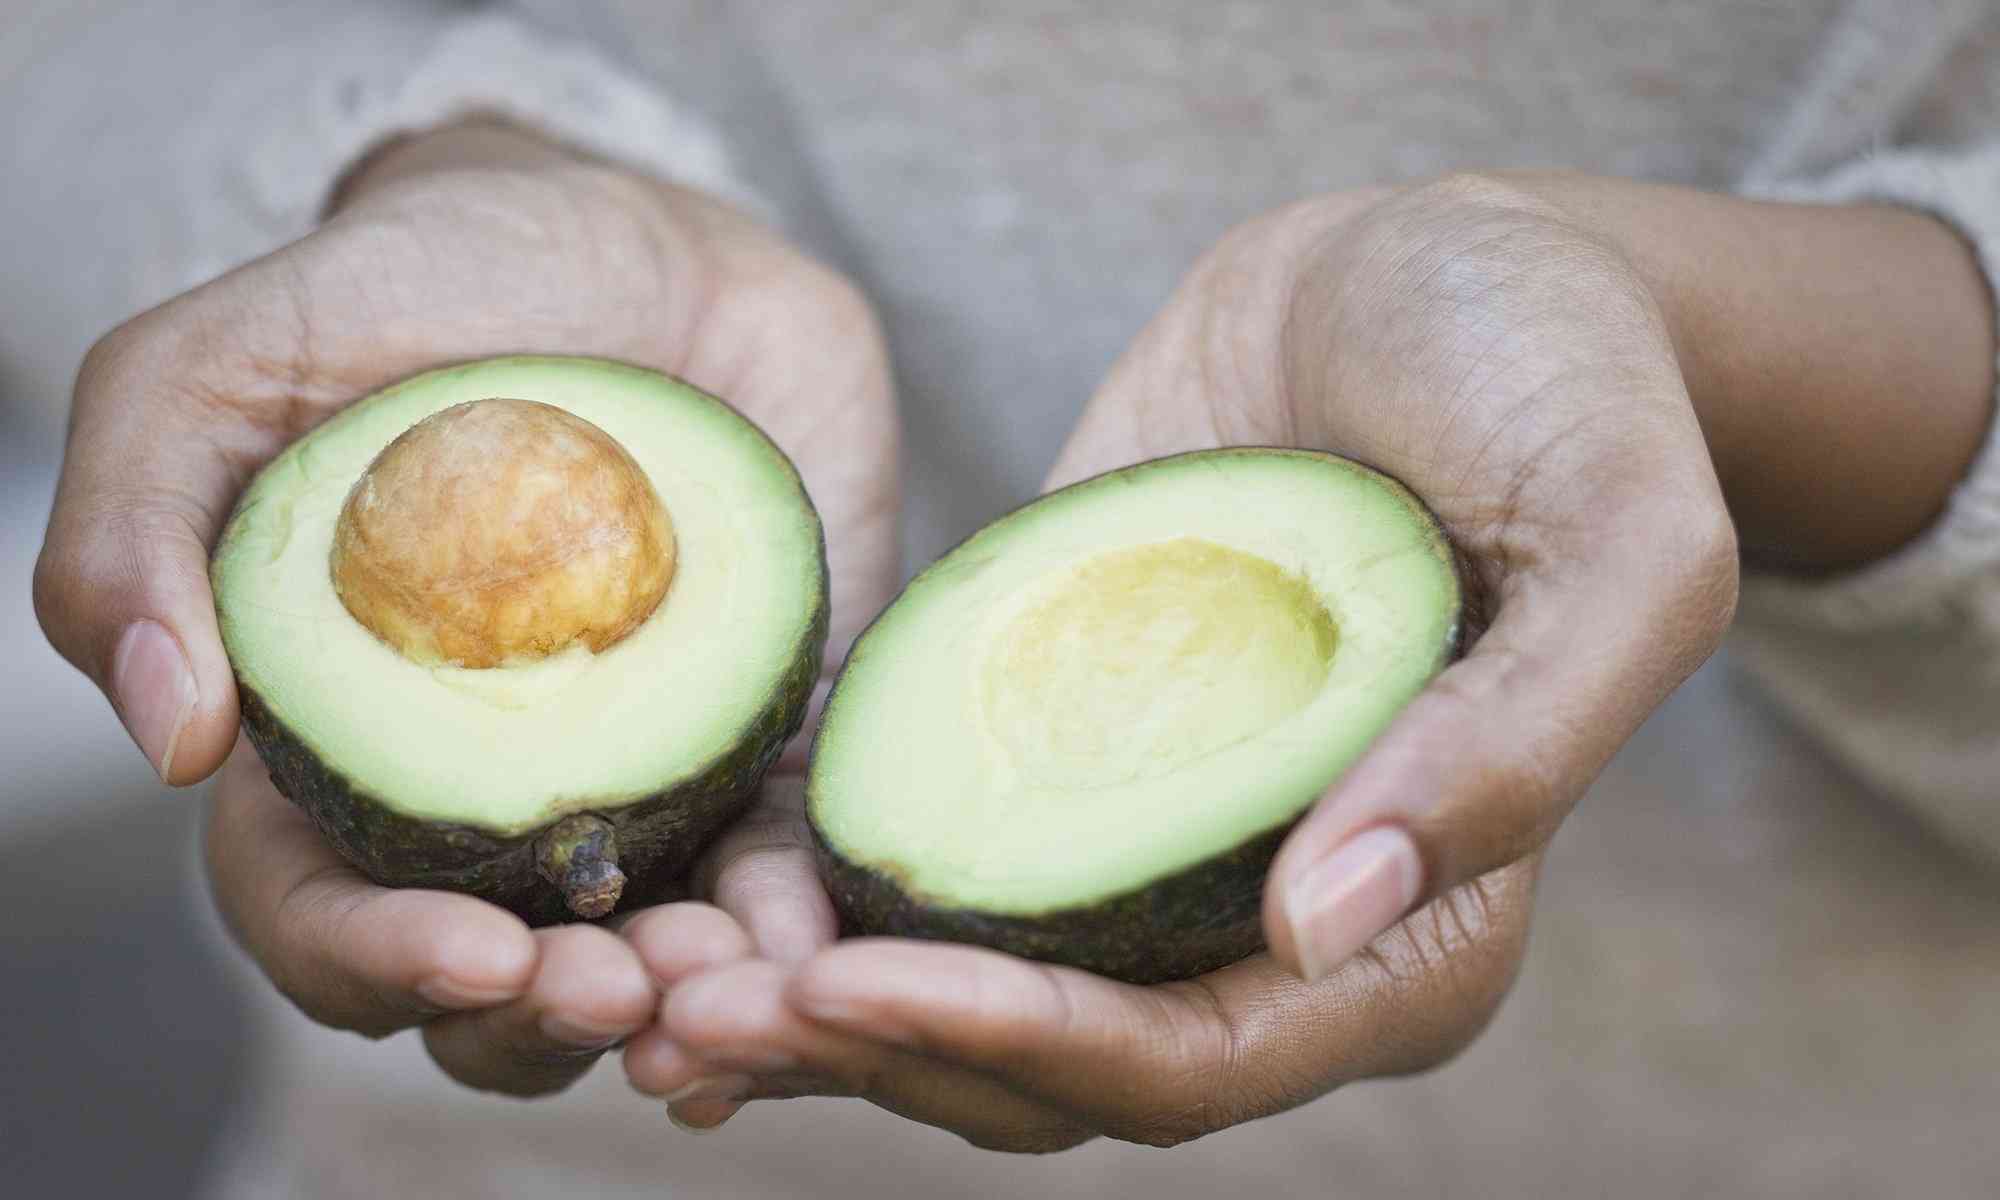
<box><xmin>33</xmin><ymin>118</ymin><xmax>898</xmax><ymax>1095</ymax></box>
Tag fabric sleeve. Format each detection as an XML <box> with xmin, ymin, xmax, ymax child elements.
<box><xmin>177</xmin><ymin>4</ymin><xmax>767</xmax><ymax>293</ymax></box>
<box><xmin>1730</xmin><ymin>141</ymin><xmax>2000</xmax><ymax>862</ymax></box>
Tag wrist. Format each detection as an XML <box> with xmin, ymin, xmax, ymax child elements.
<box><xmin>1494</xmin><ymin>171</ymin><xmax>1996</xmax><ymax>572</ymax></box>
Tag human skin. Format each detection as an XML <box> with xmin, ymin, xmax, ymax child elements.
<box><xmin>36</xmin><ymin>117</ymin><xmax>1993</xmax><ymax>1128</ymax></box>
<box><xmin>619</xmin><ymin>173</ymin><xmax>1995</xmax><ymax>1141</ymax></box>
<box><xmin>34</xmin><ymin>118</ymin><xmax>900</xmax><ymax>1094</ymax></box>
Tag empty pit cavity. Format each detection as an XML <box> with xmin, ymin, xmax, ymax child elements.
<box><xmin>979</xmin><ymin>537</ymin><xmax>1337</xmax><ymax>790</ymax></box>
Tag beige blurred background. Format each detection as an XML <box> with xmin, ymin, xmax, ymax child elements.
<box><xmin>4</xmin><ymin>2</ymin><xmax>1998</xmax><ymax>1196</ymax></box>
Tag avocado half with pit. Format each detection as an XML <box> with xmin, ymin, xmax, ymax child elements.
<box><xmin>212</xmin><ymin>356</ymin><xmax>827</xmax><ymax>924</ymax></box>
<box><xmin>808</xmin><ymin>449</ymin><xmax>1460</xmax><ymax>983</ymax></box>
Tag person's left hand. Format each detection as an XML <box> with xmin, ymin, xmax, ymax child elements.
<box><xmin>618</xmin><ymin>181</ymin><xmax>1714</xmax><ymax>1140</ymax></box>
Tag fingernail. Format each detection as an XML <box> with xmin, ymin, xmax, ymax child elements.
<box><xmin>538</xmin><ymin>1014</ymin><xmax>625</xmax><ymax>1050</ymax></box>
<box><xmin>416</xmin><ymin>975</ymin><xmax>520</xmax><ymax>1010</ymax></box>
<box><xmin>663</xmin><ymin>1074</ymin><xmax>753</xmax><ymax>1104</ymax></box>
<box><xmin>1284</xmin><ymin>825</ymin><xmax>1423</xmax><ymax>982</ymax></box>
<box><xmin>112</xmin><ymin>621</ymin><xmax>197</xmax><ymax>783</ymax></box>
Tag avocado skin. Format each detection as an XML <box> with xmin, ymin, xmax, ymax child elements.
<box><xmin>815</xmin><ymin>820</ymin><xmax>1291</xmax><ymax>984</ymax></box>
<box><xmin>238</xmin><ymin>576</ymin><xmax>827</xmax><ymax>927</ymax></box>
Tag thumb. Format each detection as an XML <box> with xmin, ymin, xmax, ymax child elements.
<box><xmin>1262</xmin><ymin>501</ymin><xmax>1739</xmax><ymax>982</ymax></box>
<box><xmin>33</xmin><ymin>330</ymin><xmax>252</xmax><ymax>785</ymax></box>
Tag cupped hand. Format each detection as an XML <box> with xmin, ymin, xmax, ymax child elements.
<box><xmin>35</xmin><ymin>119</ymin><xmax>898</xmax><ymax>1095</ymax></box>
<box><xmin>625</xmin><ymin>174</ymin><xmax>1738</xmax><ymax>1142</ymax></box>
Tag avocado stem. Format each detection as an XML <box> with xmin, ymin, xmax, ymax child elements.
<box><xmin>535</xmin><ymin>813</ymin><xmax>626</xmax><ymax>919</ymax></box>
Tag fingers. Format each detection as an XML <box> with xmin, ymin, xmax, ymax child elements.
<box><xmin>625</xmin><ymin>960</ymin><xmax>1093</xmax><ymax>1152</ymax></box>
<box><xmin>34</xmin><ymin>325</ymin><xmax>253</xmax><ymax>783</ymax></box>
<box><xmin>785</xmin><ymin>941</ymin><xmax>1231</xmax><ymax>1144</ymax></box>
<box><xmin>205</xmin><ymin>744</ymin><xmax>538</xmax><ymax>1036</ymax></box>
<box><xmin>1254</xmin><ymin>174</ymin><xmax>1741</xmax><ymax>979</ymax></box>
<box><xmin>789</xmin><ymin>861</ymin><xmax>1537</xmax><ymax>1146</ymax></box>
<box><xmin>34</xmin><ymin>287</ymin><xmax>340</xmax><ymax>787</ymax></box>
<box><xmin>215</xmin><ymin>742</ymin><xmax>658</xmax><ymax>1099</ymax></box>
<box><xmin>616</xmin><ymin>902</ymin><xmax>760</xmax><ymax>1133</ymax></box>
<box><xmin>1216</xmin><ymin>856</ymin><xmax>1540</xmax><ymax>1089</ymax></box>
<box><xmin>422</xmin><ymin>923</ymin><xmax>657</xmax><ymax>1097</ymax></box>
<box><xmin>1263</xmin><ymin>497</ymin><xmax>1738</xmax><ymax>980</ymax></box>
<box><xmin>620</xmin><ymin>901</ymin><xmax>758</xmax><ymax>988</ymax></box>
<box><xmin>690</xmin><ymin>778</ymin><xmax>838</xmax><ymax>965</ymax></box>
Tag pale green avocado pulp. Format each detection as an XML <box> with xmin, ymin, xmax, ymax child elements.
<box><xmin>212</xmin><ymin>357</ymin><xmax>824</xmax><ymax>835</ymax></box>
<box><xmin>810</xmin><ymin>449</ymin><xmax>1459</xmax><ymax>915</ymax></box>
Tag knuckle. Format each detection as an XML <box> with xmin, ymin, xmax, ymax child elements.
<box><xmin>74</xmin><ymin>312</ymin><xmax>212</xmax><ymax>430</ymax></box>
<box><xmin>794</xmin><ymin>265</ymin><xmax>890</xmax><ymax>371</ymax></box>
<box><xmin>748</xmin><ymin>248</ymin><xmax>886</xmax><ymax>357</ymax></box>
<box><xmin>620</xmin><ymin>902</ymin><xmax>740</xmax><ymax>974</ymax></box>
<box><xmin>261</xmin><ymin>874</ymin><xmax>399</xmax><ymax>1036</ymax></box>
<box><xmin>1102</xmin><ymin>1061</ymin><xmax>1275</xmax><ymax>1148</ymax></box>
<box><xmin>616</xmin><ymin>905</ymin><xmax>680</xmax><ymax>956</ymax></box>
<box><xmin>28</xmin><ymin>543</ymin><xmax>81</xmax><ymax>654</ymax></box>
<box><xmin>1492</xmin><ymin>742</ymin><xmax>1566</xmax><ymax>848</ymax></box>
<box><xmin>76</xmin><ymin>319</ymin><xmax>153</xmax><ymax>399</ymax></box>
<box><xmin>1377</xmin><ymin>172</ymin><xmax>1629</xmax><ymax>296</ymax></box>
<box><xmin>1385</xmin><ymin>985</ymin><xmax>1497</xmax><ymax>1078</ymax></box>
<box><xmin>801</xmin><ymin>264</ymin><xmax>876</xmax><ymax>332</ymax></box>
<box><xmin>37</xmin><ymin>456</ymin><xmax>222</xmax><ymax>667</ymax></box>
<box><xmin>427</xmin><ymin>1030</ymin><xmax>587</xmax><ymax>1099</ymax></box>
<box><xmin>701</xmin><ymin>835</ymin><xmax>810</xmax><ymax>904</ymax></box>
<box><xmin>1192</xmin><ymin>208</ymin><xmax>1292</xmax><ymax>278</ymax></box>
<box><xmin>1422</xmin><ymin>674</ymin><xmax>1568</xmax><ymax>863</ymax></box>
<box><xmin>1680</xmin><ymin>504</ymin><xmax>1742</xmax><ymax>646</ymax></box>
<box><xmin>266</xmin><ymin>963</ymin><xmax>401</xmax><ymax>1039</ymax></box>
<box><xmin>1638</xmin><ymin>492</ymin><xmax>1741</xmax><ymax>664</ymax></box>
<box><xmin>345</xmin><ymin>1013</ymin><xmax>408</xmax><ymax>1041</ymax></box>
<box><xmin>265</xmin><ymin>971</ymin><xmax>360</xmax><ymax>1036</ymax></box>
<box><xmin>1108</xmin><ymin>1104</ymin><xmax>1225</xmax><ymax>1148</ymax></box>
<box><xmin>1403</xmin><ymin>172</ymin><xmax>1593</xmax><ymax>245</ymax></box>
<box><xmin>1360</xmin><ymin>875</ymin><xmax>1536</xmax><ymax>1080</ymax></box>
<box><xmin>1409</xmin><ymin>169</ymin><xmax>1544</xmax><ymax>216</ymax></box>
<box><xmin>1098</xmin><ymin>992</ymin><xmax>1254</xmax><ymax>1148</ymax></box>
<box><xmin>959</xmin><ymin>1122</ymin><xmax>1097</xmax><ymax>1155</ymax></box>
<box><xmin>40</xmin><ymin>483</ymin><xmax>271</xmax><ymax>687</ymax></box>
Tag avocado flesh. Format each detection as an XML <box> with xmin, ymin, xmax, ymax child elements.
<box><xmin>213</xmin><ymin>357</ymin><xmax>827</xmax><ymax>923</ymax></box>
<box><xmin>809</xmin><ymin>449</ymin><xmax>1458</xmax><ymax>982</ymax></box>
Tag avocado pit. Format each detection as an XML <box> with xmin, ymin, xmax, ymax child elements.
<box><xmin>329</xmin><ymin>396</ymin><xmax>676</xmax><ymax>670</ymax></box>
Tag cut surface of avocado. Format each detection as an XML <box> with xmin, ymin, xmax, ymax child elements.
<box><xmin>809</xmin><ymin>449</ymin><xmax>1458</xmax><ymax>977</ymax></box>
<box><xmin>212</xmin><ymin>357</ymin><xmax>826</xmax><ymax>920</ymax></box>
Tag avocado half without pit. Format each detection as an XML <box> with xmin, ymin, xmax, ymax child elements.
<box><xmin>212</xmin><ymin>357</ymin><xmax>827</xmax><ymax>923</ymax></box>
<box><xmin>807</xmin><ymin>449</ymin><xmax>1462</xmax><ymax>983</ymax></box>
